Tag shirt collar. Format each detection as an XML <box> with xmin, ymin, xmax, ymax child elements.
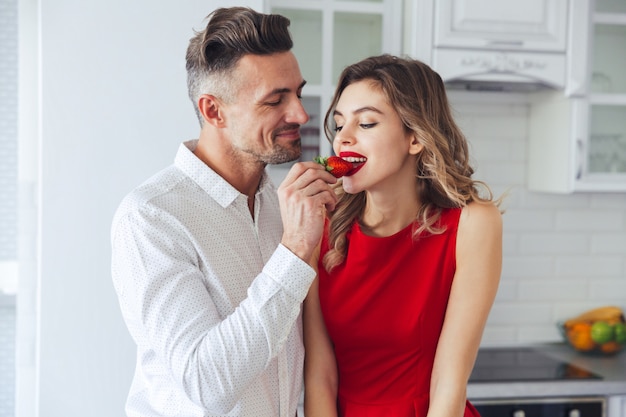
<box><xmin>175</xmin><ymin>139</ymin><xmax>272</xmax><ymax>208</ymax></box>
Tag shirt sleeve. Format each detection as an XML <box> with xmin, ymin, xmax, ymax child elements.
<box><xmin>111</xmin><ymin>204</ymin><xmax>315</xmax><ymax>414</ymax></box>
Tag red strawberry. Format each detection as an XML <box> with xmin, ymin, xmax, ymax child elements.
<box><xmin>314</xmin><ymin>155</ymin><xmax>353</xmax><ymax>178</ymax></box>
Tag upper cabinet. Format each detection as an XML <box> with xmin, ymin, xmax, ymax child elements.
<box><xmin>528</xmin><ymin>0</ymin><xmax>626</xmax><ymax>193</ymax></box>
<box><xmin>266</xmin><ymin>0</ymin><xmax>403</xmax><ymax>164</ymax></box>
<box><xmin>405</xmin><ymin>0</ymin><xmax>570</xmax><ymax>89</ymax></box>
<box><xmin>434</xmin><ymin>0</ymin><xmax>568</xmax><ymax>52</ymax></box>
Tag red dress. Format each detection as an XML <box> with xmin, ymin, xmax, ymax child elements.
<box><xmin>318</xmin><ymin>208</ymin><xmax>481</xmax><ymax>417</ymax></box>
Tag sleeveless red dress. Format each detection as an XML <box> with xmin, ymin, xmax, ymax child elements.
<box><xmin>318</xmin><ymin>208</ymin><xmax>481</xmax><ymax>417</ymax></box>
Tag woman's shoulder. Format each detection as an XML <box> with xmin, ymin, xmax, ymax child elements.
<box><xmin>460</xmin><ymin>200</ymin><xmax>502</xmax><ymax>222</ymax></box>
<box><xmin>457</xmin><ymin>201</ymin><xmax>503</xmax><ymax>244</ymax></box>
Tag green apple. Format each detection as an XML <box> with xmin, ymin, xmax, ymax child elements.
<box><xmin>614</xmin><ymin>322</ymin><xmax>626</xmax><ymax>344</ymax></box>
<box><xmin>590</xmin><ymin>321</ymin><xmax>614</xmax><ymax>344</ymax></box>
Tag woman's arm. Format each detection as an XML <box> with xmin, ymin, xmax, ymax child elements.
<box><xmin>428</xmin><ymin>202</ymin><xmax>503</xmax><ymax>417</ymax></box>
<box><xmin>303</xmin><ymin>273</ymin><xmax>339</xmax><ymax>417</ymax></box>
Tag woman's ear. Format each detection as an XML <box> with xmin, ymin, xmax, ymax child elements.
<box><xmin>408</xmin><ymin>134</ymin><xmax>424</xmax><ymax>155</ymax></box>
<box><xmin>198</xmin><ymin>94</ymin><xmax>225</xmax><ymax>127</ymax></box>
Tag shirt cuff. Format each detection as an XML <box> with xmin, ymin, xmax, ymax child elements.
<box><xmin>262</xmin><ymin>244</ymin><xmax>316</xmax><ymax>302</ymax></box>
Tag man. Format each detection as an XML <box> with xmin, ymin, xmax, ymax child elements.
<box><xmin>111</xmin><ymin>7</ymin><xmax>337</xmax><ymax>417</ymax></box>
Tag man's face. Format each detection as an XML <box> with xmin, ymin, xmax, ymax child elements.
<box><xmin>222</xmin><ymin>51</ymin><xmax>309</xmax><ymax>165</ymax></box>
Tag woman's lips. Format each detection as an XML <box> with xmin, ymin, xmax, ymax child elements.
<box><xmin>339</xmin><ymin>152</ymin><xmax>366</xmax><ymax>176</ymax></box>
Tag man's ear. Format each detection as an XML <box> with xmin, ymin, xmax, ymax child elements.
<box><xmin>409</xmin><ymin>134</ymin><xmax>424</xmax><ymax>155</ymax></box>
<box><xmin>198</xmin><ymin>94</ymin><xmax>225</xmax><ymax>127</ymax></box>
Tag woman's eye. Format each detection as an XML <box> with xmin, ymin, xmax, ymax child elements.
<box><xmin>360</xmin><ymin>123</ymin><xmax>377</xmax><ymax>129</ymax></box>
<box><xmin>334</xmin><ymin>125</ymin><xmax>343</xmax><ymax>132</ymax></box>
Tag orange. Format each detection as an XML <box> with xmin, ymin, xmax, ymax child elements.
<box><xmin>600</xmin><ymin>341</ymin><xmax>622</xmax><ymax>354</ymax></box>
<box><xmin>567</xmin><ymin>322</ymin><xmax>596</xmax><ymax>351</ymax></box>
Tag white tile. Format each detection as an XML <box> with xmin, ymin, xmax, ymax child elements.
<box><xmin>475</xmin><ymin>162</ymin><xmax>526</xmax><ymax>187</ymax></box>
<box><xmin>518</xmin><ymin>279</ymin><xmax>588</xmax><ymax>301</ymax></box>
<box><xmin>502</xmin><ymin>232</ymin><xmax>520</xmax><ymax>255</ymax></box>
<box><xmin>591</xmin><ymin>233</ymin><xmax>626</xmax><ymax>254</ymax></box>
<box><xmin>589</xmin><ymin>278</ymin><xmax>626</xmax><ymax>300</ymax></box>
<box><xmin>518</xmin><ymin>325</ymin><xmax>563</xmax><ymax>343</ymax></box>
<box><xmin>556</xmin><ymin>255</ymin><xmax>624</xmax><ymax>276</ymax></box>
<box><xmin>590</xmin><ymin>193</ymin><xmax>626</xmax><ymax>209</ymax></box>
<box><xmin>468</xmin><ymin>137</ymin><xmax>527</xmax><ymax>163</ymax></box>
<box><xmin>487</xmin><ymin>303</ymin><xmax>552</xmax><ymax>325</ymax></box>
<box><xmin>556</xmin><ymin>209</ymin><xmax>624</xmax><ymax>231</ymax></box>
<box><xmin>493</xmin><ymin>280</ymin><xmax>517</xmax><ymax>301</ymax></box>
<box><xmin>480</xmin><ymin>326</ymin><xmax>518</xmax><ymax>345</ymax></box>
<box><xmin>502</xmin><ymin>256</ymin><xmax>554</xmax><ymax>278</ymax></box>
<box><xmin>519</xmin><ymin>233</ymin><xmax>589</xmax><ymax>255</ymax></box>
<box><xmin>502</xmin><ymin>209</ymin><xmax>555</xmax><ymax>232</ymax></box>
<box><xmin>520</xmin><ymin>191</ymin><xmax>591</xmax><ymax>209</ymax></box>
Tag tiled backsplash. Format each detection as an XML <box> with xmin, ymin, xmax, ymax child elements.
<box><xmin>451</xmin><ymin>96</ymin><xmax>626</xmax><ymax>345</ymax></box>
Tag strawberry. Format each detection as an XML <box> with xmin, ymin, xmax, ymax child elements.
<box><xmin>314</xmin><ymin>155</ymin><xmax>353</xmax><ymax>178</ymax></box>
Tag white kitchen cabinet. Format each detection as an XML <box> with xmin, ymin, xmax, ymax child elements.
<box><xmin>608</xmin><ymin>395</ymin><xmax>626</xmax><ymax>417</ymax></box>
<box><xmin>528</xmin><ymin>0</ymin><xmax>626</xmax><ymax>193</ymax></box>
<box><xmin>434</xmin><ymin>0</ymin><xmax>568</xmax><ymax>52</ymax></box>
<box><xmin>266</xmin><ymin>0</ymin><xmax>402</xmax><ymax>175</ymax></box>
<box><xmin>405</xmin><ymin>0</ymin><xmax>571</xmax><ymax>89</ymax></box>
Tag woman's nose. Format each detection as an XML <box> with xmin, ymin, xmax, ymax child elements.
<box><xmin>335</xmin><ymin>126</ymin><xmax>356</xmax><ymax>146</ymax></box>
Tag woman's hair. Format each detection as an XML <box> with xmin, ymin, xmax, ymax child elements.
<box><xmin>322</xmin><ymin>54</ymin><xmax>497</xmax><ymax>271</ymax></box>
<box><xmin>185</xmin><ymin>7</ymin><xmax>293</xmax><ymax>125</ymax></box>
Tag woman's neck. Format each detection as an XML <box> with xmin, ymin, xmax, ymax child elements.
<box><xmin>360</xmin><ymin>191</ymin><xmax>420</xmax><ymax>237</ymax></box>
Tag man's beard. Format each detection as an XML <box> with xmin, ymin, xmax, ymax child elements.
<box><xmin>261</xmin><ymin>139</ymin><xmax>302</xmax><ymax>165</ymax></box>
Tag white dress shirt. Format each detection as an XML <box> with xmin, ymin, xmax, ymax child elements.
<box><xmin>111</xmin><ymin>140</ymin><xmax>315</xmax><ymax>417</ymax></box>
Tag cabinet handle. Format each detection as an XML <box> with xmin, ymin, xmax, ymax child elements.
<box><xmin>576</xmin><ymin>138</ymin><xmax>584</xmax><ymax>180</ymax></box>
<box><xmin>512</xmin><ymin>410</ymin><xmax>525</xmax><ymax>417</ymax></box>
<box><xmin>486</xmin><ymin>40</ymin><xmax>524</xmax><ymax>47</ymax></box>
<box><xmin>569</xmin><ymin>409</ymin><xmax>581</xmax><ymax>417</ymax></box>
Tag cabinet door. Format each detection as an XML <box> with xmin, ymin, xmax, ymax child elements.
<box><xmin>608</xmin><ymin>395</ymin><xmax>626</xmax><ymax>417</ymax></box>
<box><xmin>435</xmin><ymin>0</ymin><xmax>568</xmax><ymax>51</ymax></box>
<box><xmin>576</xmin><ymin>2</ymin><xmax>626</xmax><ymax>190</ymax></box>
<box><xmin>584</xmin><ymin>103</ymin><xmax>626</xmax><ymax>177</ymax></box>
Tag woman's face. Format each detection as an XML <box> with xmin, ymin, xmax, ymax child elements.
<box><xmin>332</xmin><ymin>80</ymin><xmax>423</xmax><ymax>195</ymax></box>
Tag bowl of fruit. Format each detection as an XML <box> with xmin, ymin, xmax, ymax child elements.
<box><xmin>558</xmin><ymin>306</ymin><xmax>626</xmax><ymax>355</ymax></box>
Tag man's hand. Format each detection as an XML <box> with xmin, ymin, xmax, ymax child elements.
<box><xmin>277</xmin><ymin>161</ymin><xmax>338</xmax><ymax>262</ymax></box>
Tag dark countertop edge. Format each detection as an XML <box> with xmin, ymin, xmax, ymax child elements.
<box><xmin>467</xmin><ymin>343</ymin><xmax>626</xmax><ymax>400</ymax></box>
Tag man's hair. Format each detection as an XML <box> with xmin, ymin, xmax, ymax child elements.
<box><xmin>185</xmin><ymin>7</ymin><xmax>293</xmax><ymax>125</ymax></box>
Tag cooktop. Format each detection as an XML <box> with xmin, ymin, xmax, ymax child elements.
<box><xmin>469</xmin><ymin>347</ymin><xmax>603</xmax><ymax>383</ymax></box>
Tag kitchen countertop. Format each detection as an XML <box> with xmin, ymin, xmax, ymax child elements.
<box><xmin>467</xmin><ymin>343</ymin><xmax>626</xmax><ymax>399</ymax></box>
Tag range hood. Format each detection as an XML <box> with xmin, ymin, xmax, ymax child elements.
<box><xmin>433</xmin><ymin>48</ymin><xmax>567</xmax><ymax>93</ymax></box>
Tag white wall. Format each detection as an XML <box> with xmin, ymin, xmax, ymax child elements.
<box><xmin>23</xmin><ymin>1</ymin><xmax>261</xmax><ymax>416</ymax></box>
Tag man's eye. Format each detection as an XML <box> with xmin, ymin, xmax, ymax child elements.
<box><xmin>266</xmin><ymin>100</ymin><xmax>281</xmax><ymax>106</ymax></box>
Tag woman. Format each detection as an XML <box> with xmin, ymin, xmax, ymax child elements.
<box><xmin>303</xmin><ymin>55</ymin><xmax>503</xmax><ymax>417</ymax></box>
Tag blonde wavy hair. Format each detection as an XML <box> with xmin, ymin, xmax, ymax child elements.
<box><xmin>322</xmin><ymin>54</ymin><xmax>498</xmax><ymax>272</ymax></box>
